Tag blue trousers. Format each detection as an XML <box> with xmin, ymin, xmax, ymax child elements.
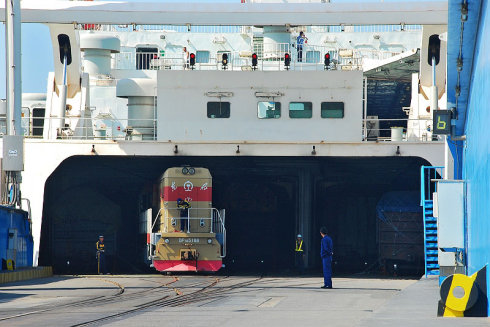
<box><xmin>322</xmin><ymin>256</ymin><xmax>332</xmax><ymax>287</ymax></box>
<box><xmin>98</xmin><ymin>252</ymin><xmax>106</xmax><ymax>274</ymax></box>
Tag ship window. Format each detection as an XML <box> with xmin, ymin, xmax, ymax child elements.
<box><xmin>207</xmin><ymin>102</ymin><xmax>230</xmax><ymax>118</ymax></box>
<box><xmin>196</xmin><ymin>51</ymin><xmax>210</xmax><ymax>64</ymax></box>
<box><xmin>306</xmin><ymin>51</ymin><xmax>321</xmax><ymax>63</ymax></box>
<box><xmin>289</xmin><ymin>102</ymin><xmax>312</xmax><ymax>118</ymax></box>
<box><xmin>321</xmin><ymin>102</ymin><xmax>344</xmax><ymax>118</ymax></box>
<box><xmin>257</xmin><ymin>102</ymin><xmax>281</xmax><ymax>119</ymax></box>
<box><xmin>32</xmin><ymin>107</ymin><xmax>46</xmax><ymax>136</ymax></box>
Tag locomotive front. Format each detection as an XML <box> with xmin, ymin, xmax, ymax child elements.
<box><xmin>147</xmin><ymin>167</ymin><xmax>226</xmax><ymax>272</ymax></box>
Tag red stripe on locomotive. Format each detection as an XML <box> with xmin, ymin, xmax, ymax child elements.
<box><xmin>162</xmin><ymin>186</ymin><xmax>212</xmax><ymax>202</ymax></box>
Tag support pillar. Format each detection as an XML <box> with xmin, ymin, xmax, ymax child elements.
<box><xmin>297</xmin><ymin>169</ymin><xmax>313</xmax><ymax>268</ymax></box>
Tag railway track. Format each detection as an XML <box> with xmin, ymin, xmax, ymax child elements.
<box><xmin>0</xmin><ymin>275</ymin><xmax>180</xmax><ymax>323</ymax></box>
<box><xmin>71</xmin><ymin>276</ymin><xmax>262</xmax><ymax>327</ymax></box>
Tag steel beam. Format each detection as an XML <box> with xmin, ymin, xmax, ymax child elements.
<box><xmin>0</xmin><ymin>1</ymin><xmax>447</xmax><ymax>25</ymax></box>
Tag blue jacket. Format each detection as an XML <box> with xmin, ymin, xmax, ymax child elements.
<box><xmin>297</xmin><ymin>35</ymin><xmax>305</xmax><ymax>47</ymax></box>
<box><xmin>320</xmin><ymin>235</ymin><xmax>333</xmax><ymax>258</ymax></box>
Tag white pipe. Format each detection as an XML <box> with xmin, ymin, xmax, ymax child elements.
<box><xmin>430</xmin><ymin>56</ymin><xmax>438</xmax><ymax>112</ymax></box>
<box><xmin>5</xmin><ymin>0</ymin><xmax>22</xmax><ymax>136</ymax></box>
<box><xmin>56</xmin><ymin>55</ymin><xmax>68</xmax><ymax>134</ymax></box>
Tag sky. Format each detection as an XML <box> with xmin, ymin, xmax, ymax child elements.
<box><xmin>0</xmin><ymin>0</ymin><xmax>436</xmax><ymax>99</ymax></box>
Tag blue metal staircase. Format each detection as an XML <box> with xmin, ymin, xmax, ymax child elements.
<box><xmin>420</xmin><ymin>166</ymin><xmax>444</xmax><ymax>277</ymax></box>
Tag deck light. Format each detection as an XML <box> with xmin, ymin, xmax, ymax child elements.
<box><xmin>189</xmin><ymin>53</ymin><xmax>196</xmax><ymax>68</ymax></box>
<box><xmin>252</xmin><ymin>53</ymin><xmax>258</xmax><ymax>70</ymax></box>
<box><xmin>324</xmin><ymin>53</ymin><xmax>331</xmax><ymax>70</ymax></box>
<box><xmin>284</xmin><ymin>53</ymin><xmax>291</xmax><ymax>70</ymax></box>
<box><xmin>222</xmin><ymin>53</ymin><xmax>228</xmax><ymax>70</ymax></box>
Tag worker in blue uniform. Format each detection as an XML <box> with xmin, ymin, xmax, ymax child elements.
<box><xmin>320</xmin><ymin>227</ymin><xmax>333</xmax><ymax>289</ymax></box>
<box><xmin>96</xmin><ymin>235</ymin><xmax>107</xmax><ymax>275</ymax></box>
<box><xmin>177</xmin><ymin>198</ymin><xmax>191</xmax><ymax>232</ymax></box>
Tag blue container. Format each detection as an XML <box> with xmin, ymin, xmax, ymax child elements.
<box><xmin>0</xmin><ymin>205</ymin><xmax>33</xmax><ymax>270</ymax></box>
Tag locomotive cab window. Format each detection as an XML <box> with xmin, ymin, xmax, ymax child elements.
<box><xmin>207</xmin><ymin>102</ymin><xmax>230</xmax><ymax>118</ymax></box>
<box><xmin>321</xmin><ymin>102</ymin><xmax>344</xmax><ymax>118</ymax></box>
<box><xmin>289</xmin><ymin>102</ymin><xmax>312</xmax><ymax>118</ymax></box>
<box><xmin>258</xmin><ymin>102</ymin><xmax>281</xmax><ymax>119</ymax></box>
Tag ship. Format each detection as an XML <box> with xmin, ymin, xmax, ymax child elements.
<box><xmin>0</xmin><ymin>0</ymin><xmax>450</xmax><ymax>276</ymax></box>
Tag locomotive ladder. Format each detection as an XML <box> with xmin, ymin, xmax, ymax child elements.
<box><xmin>420</xmin><ymin>166</ymin><xmax>444</xmax><ymax>277</ymax></box>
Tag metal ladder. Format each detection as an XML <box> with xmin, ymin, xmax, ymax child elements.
<box><xmin>420</xmin><ymin>166</ymin><xmax>444</xmax><ymax>277</ymax></box>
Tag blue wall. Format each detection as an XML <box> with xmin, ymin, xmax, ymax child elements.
<box><xmin>0</xmin><ymin>206</ymin><xmax>33</xmax><ymax>269</ymax></box>
<box><xmin>461</xmin><ymin>0</ymin><xmax>490</xmax><ymax>313</ymax></box>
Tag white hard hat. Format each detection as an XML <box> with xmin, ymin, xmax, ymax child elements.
<box><xmin>297</xmin><ymin>234</ymin><xmax>302</xmax><ymax>238</ymax></box>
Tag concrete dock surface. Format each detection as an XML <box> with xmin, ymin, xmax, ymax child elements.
<box><xmin>0</xmin><ymin>275</ymin><xmax>488</xmax><ymax>326</ymax></box>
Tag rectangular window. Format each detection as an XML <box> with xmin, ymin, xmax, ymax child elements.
<box><xmin>196</xmin><ymin>51</ymin><xmax>210</xmax><ymax>63</ymax></box>
<box><xmin>289</xmin><ymin>102</ymin><xmax>312</xmax><ymax>118</ymax></box>
<box><xmin>306</xmin><ymin>51</ymin><xmax>321</xmax><ymax>63</ymax></box>
<box><xmin>207</xmin><ymin>102</ymin><xmax>230</xmax><ymax>118</ymax></box>
<box><xmin>321</xmin><ymin>102</ymin><xmax>344</xmax><ymax>118</ymax></box>
<box><xmin>257</xmin><ymin>102</ymin><xmax>281</xmax><ymax>119</ymax></box>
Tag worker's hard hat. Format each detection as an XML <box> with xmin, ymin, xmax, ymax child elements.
<box><xmin>99</xmin><ymin>235</ymin><xmax>104</xmax><ymax>238</ymax></box>
<box><xmin>297</xmin><ymin>234</ymin><xmax>302</xmax><ymax>238</ymax></box>
<box><xmin>177</xmin><ymin>198</ymin><xmax>182</xmax><ymax>202</ymax></box>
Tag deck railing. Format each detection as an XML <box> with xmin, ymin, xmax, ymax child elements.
<box><xmin>362</xmin><ymin>118</ymin><xmax>442</xmax><ymax>142</ymax></box>
<box><xmin>114</xmin><ymin>43</ymin><xmax>366</xmax><ymax>71</ymax></box>
<box><xmin>20</xmin><ymin>116</ymin><xmax>158</xmax><ymax>141</ymax></box>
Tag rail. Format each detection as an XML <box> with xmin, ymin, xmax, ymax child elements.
<box><xmin>161</xmin><ymin>207</ymin><xmax>224</xmax><ymax>233</ymax></box>
<box><xmin>160</xmin><ymin>207</ymin><xmax>226</xmax><ymax>257</ymax></box>
<box><xmin>78</xmin><ymin>24</ymin><xmax>247</xmax><ymax>34</ymax></box>
<box><xmin>362</xmin><ymin>118</ymin><xmax>443</xmax><ymax>142</ymax></box>
<box><xmin>420</xmin><ymin>166</ymin><xmax>444</xmax><ymax>205</ymax></box>
<box><xmin>114</xmin><ymin>43</ymin><xmax>367</xmax><ymax>72</ymax></box>
<box><xmin>77</xmin><ymin>23</ymin><xmax>421</xmax><ymax>34</ymax></box>
<box><xmin>20</xmin><ymin>116</ymin><xmax>158</xmax><ymax>140</ymax></box>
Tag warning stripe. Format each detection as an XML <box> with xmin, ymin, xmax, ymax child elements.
<box><xmin>162</xmin><ymin>186</ymin><xmax>212</xmax><ymax>202</ymax></box>
<box><xmin>439</xmin><ymin>266</ymin><xmax>487</xmax><ymax>317</ymax></box>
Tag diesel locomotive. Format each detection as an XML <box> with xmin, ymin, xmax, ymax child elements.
<box><xmin>145</xmin><ymin>167</ymin><xmax>226</xmax><ymax>272</ymax></box>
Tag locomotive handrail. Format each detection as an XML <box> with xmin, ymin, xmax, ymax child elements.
<box><xmin>161</xmin><ymin>207</ymin><xmax>225</xmax><ymax>234</ymax></box>
<box><xmin>158</xmin><ymin>207</ymin><xmax>226</xmax><ymax>257</ymax></box>
<box><xmin>151</xmin><ymin>207</ymin><xmax>164</xmax><ymax>232</ymax></box>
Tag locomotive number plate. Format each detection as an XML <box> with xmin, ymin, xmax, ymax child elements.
<box><xmin>179</xmin><ymin>238</ymin><xmax>200</xmax><ymax>243</ymax></box>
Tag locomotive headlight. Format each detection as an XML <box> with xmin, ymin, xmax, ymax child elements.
<box><xmin>188</xmin><ymin>167</ymin><xmax>196</xmax><ymax>175</ymax></box>
<box><xmin>164</xmin><ymin>238</ymin><xmax>170</xmax><ymax>244</ymax></box>
<box><xmin>182</xmin><ymin>167</ymin><xmax>189</xmax><ymax>175</ymax></box>
<box><xmin>207</xmin><ymin>238</ymin><xmax>212</xmax><ymax>244</ymax></box>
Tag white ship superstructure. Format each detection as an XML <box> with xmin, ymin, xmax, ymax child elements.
<box><xmin>0</xmin><ymin>0</ymin><xmax>450</xmax><ymax>274</ymax></box>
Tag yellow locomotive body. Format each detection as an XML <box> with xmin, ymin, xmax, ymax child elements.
<box><xmin>148</xmin><ymin>167</ymin><xmax>225</xmax><ymax>272</ymax></box>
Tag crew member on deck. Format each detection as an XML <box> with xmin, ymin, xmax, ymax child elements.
<box><xmin>295</xmin><ymin>234</ymin><xmax>306</xmax><ymax>274</ymax></box>
<box><xmin>177</xmin><ymin>198</ymin><xmax>191</xmax><ymax>232</ymax></box>
<box><xmin>296</xmin><ymin>31</ymin><xmax>308</xmax><ymax>62</ymax></box>
<box><xmin>320</xmin><ymin>227</ymin><xmax>333</xmax><ymax>289</ymax></box>
<box><xmin>96</xmin><ymin>235</ymin><xmax>107</xmax><ymax>275</ymax></box>
<box><xmin>182</xmin><ymin>47</ymin><xmax>190</xmax><ymax>70</ymax></box>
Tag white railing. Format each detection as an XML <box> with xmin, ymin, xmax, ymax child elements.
<box><xmin>78</xmin><ymin>24</ymin><xmax>246</xmax><ymax>34</ymax></box>
<box><xmin>362</xmin><ymin>118</ymin><xmax>442</xmax><ymax>142</ymax></box>
<box><xmin>21</xmin><ymin>116</ymin><xmax>158</xmax><ymax>140</ymax></box>
<box><xmin>114</xmin><ymin>44</ymin><xmax>366</xmax><ymax>72</ymax></box>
